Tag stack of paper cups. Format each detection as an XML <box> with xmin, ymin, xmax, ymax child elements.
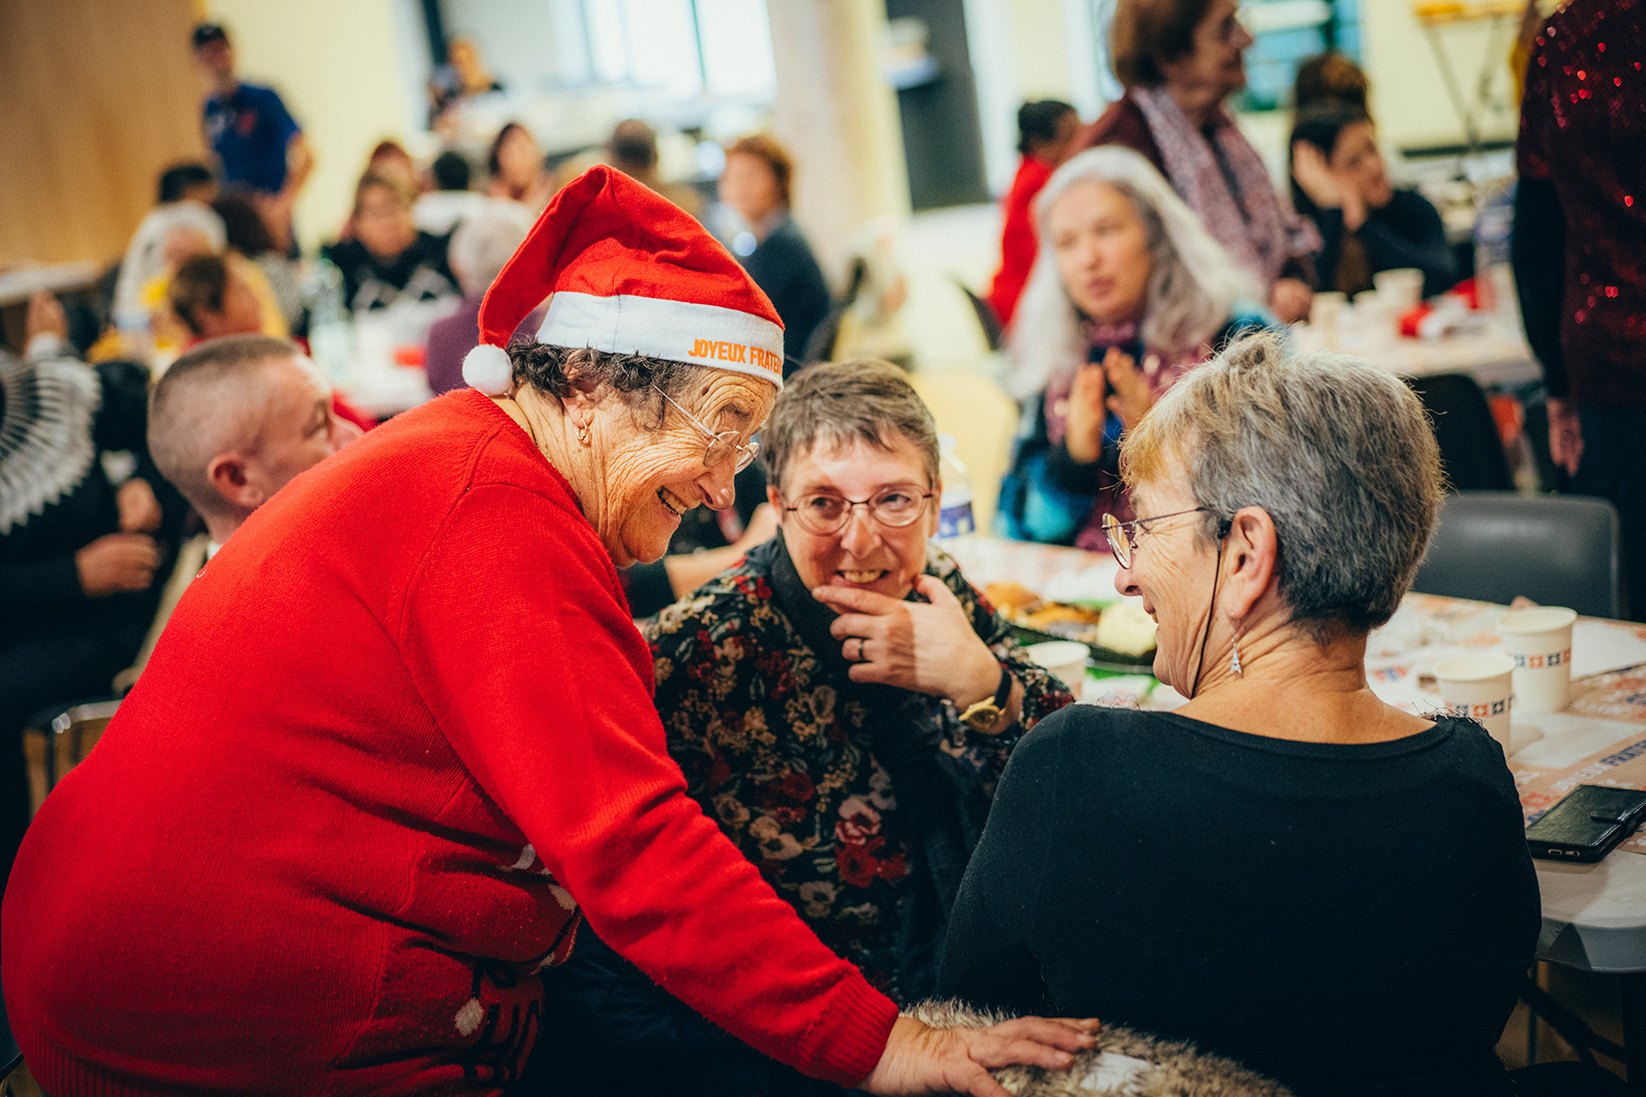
<box><xmin>1498</xmin><ymin>606</ymin><xmax>1577</xmax><ymax>714</ymax></box>
<box><xmin>1434</xmin><ymin>653</ymin><xmax>1515</xmax><ymax>752</ymax></box>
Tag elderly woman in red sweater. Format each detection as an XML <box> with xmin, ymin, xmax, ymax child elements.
<box><xmin>2</xmin><ymin>168</ymin><xmax>1091</xmax><ymax>1096</ymax></box>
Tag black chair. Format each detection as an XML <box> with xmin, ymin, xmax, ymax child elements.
<box><xmin>1411</xmin><ymin>491</ymin><xmax>1627</xmax><ymax>619</ymax></box>
<box><xmin>1407</xmin><ymin>373</ymin><xmax>1515</xmax><ymax>492</ymax></box>
<box><xmin>954</xmin><ymin>279</ymin><xmax>1005</xmax><ymax>352</ymax></box>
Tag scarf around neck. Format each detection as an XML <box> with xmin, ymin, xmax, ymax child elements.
<box><xmin>1129</xmin><ymin>84</ymin><xmax>1320</xmax><ymax>287</ymax></box>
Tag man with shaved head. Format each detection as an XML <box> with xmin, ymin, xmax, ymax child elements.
<box><xmin>118</xmin><ymin>335</ymin><xmax>358</xmax><ymax>689</ymax></box>
<box><xmin>149</xmin><ymin>334</ymin><xmax>359</xmax><ymax>552</ymax></box>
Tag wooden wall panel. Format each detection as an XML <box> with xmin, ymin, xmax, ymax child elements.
<box><xmin>0</xmin><ymin>0</ymin><xmax>208</xmax><ymax>265</ymax></box>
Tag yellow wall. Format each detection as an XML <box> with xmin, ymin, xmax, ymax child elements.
<box><xmin>205</xmin><ymin>0</ymin><xmax>426</xmax><ymax>251</ymax></box>
<box><xmin>1361</xmin><ymin>4</ymin><xmax>1522</xmax><ymax>150</ymax></box>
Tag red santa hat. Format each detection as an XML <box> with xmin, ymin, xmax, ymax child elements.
<box><xmin>462</xmin><ymin>165</ymin><xmax>786</xmax><ymax>395</ymax></box>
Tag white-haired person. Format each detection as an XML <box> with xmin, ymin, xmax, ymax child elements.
<box><xmin>998</xmin><ymin>145</ymin><xmax>1267</xmax><ymax>551</ymax></box>
<box><xmin>1067</xmin><ymin>0</ymin><xmax>1320</xmax><ymax>322</ymax></box>
<box><xmin>425</xmin><ymin>200</ymin><xmax>538</xmax><ymax>395</ymax></box>
<box><xmin>942</xmin><ymin>333</ymin><xmax>1541</xmax><ymax>1094</ymax></box>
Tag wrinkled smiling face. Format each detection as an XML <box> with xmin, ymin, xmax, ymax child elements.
<box><xmin>772</xmin><ymin>433</ymin><xmax>938</xmax><ymax>602</ymax></box>
<box><xmin>1113</xmin><ymin>474</ymin><xmax>1218</xmax><ymax>692</ymax></box>
<box><xmin>592</xmin><ymin>371</ymin><xmax>774</xmax><ymax>569</ymax></box>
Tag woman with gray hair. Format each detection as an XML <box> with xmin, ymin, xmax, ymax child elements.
<box><xmin>999</xmin><ymin>144</ymin><xmax>1265</xmax><ymax>550</ymax></box>
<box><xmin>536</xmin><ymin>357</ymin><xmax>1075</xmax><ymax>1095</ymax></box>
<box><xmin>942</xmin><ymin>333</ymin><xmax>1541</xmax><ymax>1094</ymax></box>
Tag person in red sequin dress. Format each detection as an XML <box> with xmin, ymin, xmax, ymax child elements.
<box><xmin>1514</xmin><ymin>0</ymin><xmax>1646</xmax><ymax>619</ymax></box>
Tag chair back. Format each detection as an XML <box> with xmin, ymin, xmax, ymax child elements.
<box><xmin>907</xmin><ymin>371</ymin><xmax>1018</xmax><ymax>535</ymax></box>
<box><xmin>23</xmin><ymin>698</ymin><xmax>119</xmax><ymax>817</ymax></box>
<box><xmin>1406</xmin><ymin>373</ymin><xmax>1514</xmax><ymax>492</ymax></box>
<box><xmin>1411</xmin><ymin>491</ymin><xmax>1626</xmax><ymax>618</ymax></box>
<box><xmin>953</xmin><ymin>279</ymin><xmax>1005</xmax><ymax>352</ymax></box>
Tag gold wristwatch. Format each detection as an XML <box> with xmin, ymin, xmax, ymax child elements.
<box><xmin>958</xmin><ymin>665</ymin><xmax>1013</xmax><ymax>732</ymax></box>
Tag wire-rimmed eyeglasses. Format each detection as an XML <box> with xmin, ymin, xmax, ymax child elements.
<box><xmin>652</xmin><ymin>384</ymin><xmax>759</xmax><ymax>473</ymax></box>
<box><xmin>782</xmin><ymin>485</ymin><xmax>936</xmax><ymax>536</ymax></box>
<box><xmin>1101</xmin><ymin>507</ymin><xmax>1210</xmax><ymax>568</ymax></box>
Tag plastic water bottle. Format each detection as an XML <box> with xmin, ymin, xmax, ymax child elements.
<box><xmin>935</xmin><ymin>434</ymin><xmax>975</xmax><ymax>540</ymax></box>
<box><xmin>1473</xmin><ymin>179</ymin><xmax>1515</xmax><ymax>316</ymax></box>
<box><xmin>114</xmin><ymin>307</ymin><xmax>153</xmax><ymax>364</ymax></box>
<box><xmin>306</xmin><ymin>258</ymin><xmax>354</xmax><ymax>384</ymax></box>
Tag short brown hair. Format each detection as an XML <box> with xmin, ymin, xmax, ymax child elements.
<box><xmin>1110</xmin><ymin>0</ymin><xmax>1215</xmax><ymax>88</ymax></box>
<box><xmin>760</xmin><ymin>358</ymin><xmax>939</xmax><ymax>492</ymax></box>
<box><xmin>170</xmin><ymin>255</ymin><xmax>229</xmax><ymax>336</ymax></box>
<box><xmin>1293</xmin><ymin>52</ymin><xmax>1370</xmax><ymax>114</ymax></box>
<box><xmin>725</xmin><ymin>134</ymin><xmax>793</xmax><ymax>209</ymax></box>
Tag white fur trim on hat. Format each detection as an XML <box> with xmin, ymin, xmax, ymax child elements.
<box><xmin>538</xmin><ymin>292</ymin><xmax>784</xmax><ymax>389</ymax></box>
<box><xmin>463</xmin><ymin>343</ymin><xmax>514</xmax><ymax>395</ymax></box>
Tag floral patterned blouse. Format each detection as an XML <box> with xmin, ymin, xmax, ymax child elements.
<box><xmin>645</xmin><ymin>532</ymin><xmax>1074</xmax><ymax>1002</ymax></box>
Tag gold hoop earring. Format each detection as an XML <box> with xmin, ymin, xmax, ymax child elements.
<box><xmin>576</xmin><ymin>422</ymin><xmax>591</xmax><ymax>446</ymax></box>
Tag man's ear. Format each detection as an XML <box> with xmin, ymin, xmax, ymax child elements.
<box><xmin>205</xmin><ymin>452</ymin><xmax>263</xmax><ymax>511</ymax></box>
<box><xmin>767</xmin><ymin>482</ymin><xmax>784</xmax><ymax>522</ymax></box>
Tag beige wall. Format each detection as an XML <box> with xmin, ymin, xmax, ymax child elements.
<box><xmin>0</xmin><ymin>0</ymin><xmax>207</xmax><ymax>265</ymax></box>
<box><xmin>205</xmin><ymin>0</ymin><xmax>427</xmax><ymax>251</ymax></box>
<box><xmin>1362</xmin><ymin>4</ymin><xmax>1522</xmax><ymax>150</ymax></box>
<box><xmin>766</xmin><ymin>0</ymin><xmax>909</xmax><ymax>285</ymax></box>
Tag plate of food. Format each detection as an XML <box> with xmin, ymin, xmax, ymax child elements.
<box><xmin>984</xmin><ymin>581</ymin><xmax>1158</xmax><ymax>669</ymax></box>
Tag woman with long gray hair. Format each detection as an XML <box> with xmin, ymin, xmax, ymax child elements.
<box><xmin>998</xmin><ymin>145</ymin><xmax>1265</xmax><ymax>550</ymax></box>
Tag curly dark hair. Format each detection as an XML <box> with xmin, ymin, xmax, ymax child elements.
<box><xmin>505</xmin><ymin>343</ymin><xmax>704</xmax><ymax>430</ymax></box>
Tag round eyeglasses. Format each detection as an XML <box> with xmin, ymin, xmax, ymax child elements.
<box><xmin>1101</xmin><ymin>507</ymin><xmax>1209</xmax><ymax>568</ymax></box>
<box><xmin>652</xmin><ymin>383</ymin><xmax>759</xmax><ymax>473</ymax></box>
<box><xmin>783</xmin><ymin>485</ymin><xmax>936</xmax><ymax>536</ymax></box>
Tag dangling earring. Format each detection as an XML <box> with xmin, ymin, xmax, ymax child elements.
<box><xmin>576</xmin><ymin>421</ymin><xmax>591</xmax><ymax>446</ymax></box>
<box><xmin>1230</xmin><ymin>629</ymin><xmax>1244</xmax><ymax>677</ymax></box>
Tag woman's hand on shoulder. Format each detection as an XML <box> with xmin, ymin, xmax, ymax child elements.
<box><xmin>814</xmin><ymin>576</ymin><xmax>1001</xmax><ymax>707</ymax></box>
<box><xmin>862</xmin><ymin>1013</ymin><xmax>1098</xmax><ymax>1097</ymax></box>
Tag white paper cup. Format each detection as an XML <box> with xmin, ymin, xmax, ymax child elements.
<box><xmin>1025</xmin><ymin>641</ymin><xmax>1090</xmax><ymax>691</ymax></box>
<box><xmin>1434</xmin><ymin>653</ymin><xmax>1515</xmax><ymax>752</ymax></box>
<box><xmin>1309</xmin><ymin>291</ymin><xmax>1346</xmax><ymax>346</ymax></box>
<box><xmin>1373</xmin><ymin>267</ymin><xmax>1424</xmax><ymax>310</ymax></box>
<box><xmin>1498</xmin><ymin>606</ymin><xmax>1577</xmax><ymax>714</ymax></box>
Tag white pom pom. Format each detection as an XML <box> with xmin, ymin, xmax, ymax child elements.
<box><xmin>462</xmin><ymin>343</ymin><xmax>514</xmax><ymax>395</ymax></box>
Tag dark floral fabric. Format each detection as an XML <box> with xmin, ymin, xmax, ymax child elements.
<box><xmin>645</xmin><ymin>536</ymin><xmax>1074</xmax><ymax>1002</ymax></box>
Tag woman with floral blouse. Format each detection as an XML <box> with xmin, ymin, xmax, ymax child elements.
<box><xmin>531</xmin><ymin>358</ymin><xmax>1074</xmax><ymax>1096</ymax></box>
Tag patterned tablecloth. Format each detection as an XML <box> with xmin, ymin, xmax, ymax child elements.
<box><xmin>944</xmin><ymin>537</ymin><xmax>1646</xmax><ymax>856</ymax></box>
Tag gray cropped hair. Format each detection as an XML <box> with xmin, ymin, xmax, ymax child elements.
<box><xmin>1007</xmin><ymin>146</ymin><xmax>1255</xmax><ymax>400</ymax></box>
<box><xmin>448</xmin><ymin>201</ymin><xmax>533</xmax><ymax>297</ymax></box>
<box><xmin>1122</xmin><ymin>332</ymin><xmax>1444</xmax><ymax>640</ymax></box>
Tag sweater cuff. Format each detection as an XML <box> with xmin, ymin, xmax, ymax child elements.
<box><xmin>796</xmin><ymin>973</ymin><xmax>899</xmax><ymax>1086</ymax></box>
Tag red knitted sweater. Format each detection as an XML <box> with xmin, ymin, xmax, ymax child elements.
<box><xmin>2</xmin><ymin>389</ymin><xmax>897</xmax><ymax>1095</ymax></box>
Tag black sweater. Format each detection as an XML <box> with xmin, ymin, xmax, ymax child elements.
<box><xmin>1310</xmin><ymin>189</ymin><xmax>1457</xmax><ymax>300</ymax></box>
<box><xmin>938</xmin><ymin>706</ymin><xmax>1539</xmax><ymax>1097</ymax></box>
